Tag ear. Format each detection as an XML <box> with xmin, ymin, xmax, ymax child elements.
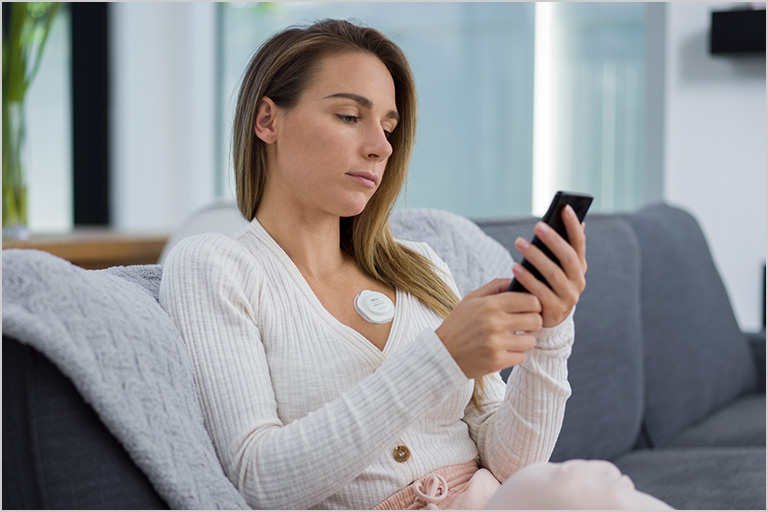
<box><xmin>254</xmin><ymin>97</ymin><xmax>279</xmax><ymax>144</ymax></box>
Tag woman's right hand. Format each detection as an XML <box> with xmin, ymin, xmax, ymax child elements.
<box><xmin>435</xmin><ymin>278</ymin><xmax>543</xmax><ymax>379</ymax></box>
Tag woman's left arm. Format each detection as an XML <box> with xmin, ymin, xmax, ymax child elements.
<box><xmin>464</xmin><ymin>206</ymin><xmax>586</xmax><ymax>480</ymax></box>
<box><xmin>463</xmin><ymin>313</ymin><xmax>574</xmax><ymax>481</ymax></box>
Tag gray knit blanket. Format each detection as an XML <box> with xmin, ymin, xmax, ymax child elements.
<box><xmin>1</xmin><ymin>208</ymin><xmax>513</xmax><ymax>509</ymax></box>
<box><xmin>2</xmin><ymin>249</ymin><xmax>249</xmax><ymax>509</ymax></box>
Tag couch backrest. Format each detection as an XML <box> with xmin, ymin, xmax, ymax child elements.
<box><xmin>475</xmin><ymin>214</ymin><xmax>645</xmax><ymax>462</ymax></box>
<box><xmin>624</xmin><ymin>204</ymin><xmax>757</xmax><ymax>446</ymax></box>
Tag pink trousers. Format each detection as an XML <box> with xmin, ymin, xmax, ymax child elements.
<box><xmin>373</xmin><ymin>459</ymin><xmax>500</xmax><ymax>510</ymax></box>
<box><xmin>373</xmin><ymin>459</ymin><xmax>675</xmax><ymax>510</ymax></box>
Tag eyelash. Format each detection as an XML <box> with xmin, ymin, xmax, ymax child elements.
<box><xmin>337</xmin><ymin>114</ymin><xmax>393</xmax><ymax>140</ymax></box>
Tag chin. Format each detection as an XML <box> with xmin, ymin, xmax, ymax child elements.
<box><xmin>336</xmin><ymin>194</ymin><xmax>373</xmax><ymax>218</ymax></box>
<box><xmin>339</xmin><ymin>205</ymin><xmax>368</xmax><ymax>218</ymax></box>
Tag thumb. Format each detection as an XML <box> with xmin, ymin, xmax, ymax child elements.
<box><xmin>464</xmin><ymin>278</ymin><xmax>514</xmax><ymax>300</ymax></box>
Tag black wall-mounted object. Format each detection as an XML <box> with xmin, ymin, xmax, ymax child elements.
<box><xmin>710</xmin><ymin>9</ymin><xmax>766</xmax><ymax>56</ymax></box>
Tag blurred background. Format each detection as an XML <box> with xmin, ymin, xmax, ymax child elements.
<box><xmin>6</xmin><ymin>1</ymin><xmax>766</xmax><ymax>331</ymax></box>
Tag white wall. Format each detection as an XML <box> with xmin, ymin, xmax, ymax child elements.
<box><xmin>110</xmin><ymin>3</ymin><xmax>218</xmax><ymax>233</ymax></box>
<box><xmin>662</xmin><ymin>3</ymin><xmax>766</xmax><ymax>331</ymax></box>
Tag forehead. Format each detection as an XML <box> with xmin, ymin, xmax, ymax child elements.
<box><xmin>303</xmin><ymin>52</ymin><xmax>397</xmax><ymax>109</ymax></box>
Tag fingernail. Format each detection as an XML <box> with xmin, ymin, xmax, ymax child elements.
<box><xmin>512</xmin><ymin>264</ymin><xmax>524</xmax><ymax>276</ymax></box>
<box><xmin>535</xmin><ymin>222</ymin><xmax>549</xmax><ymax>235</ymax></box>
<box><xmin>515</xmin><ymin>237</ymin><xmax>530</xmax><ymax>250</ymax></box>
<box><xmin>565</xmin><ymin>205</ymin><xmax>575</xmax><ymax>218</ymax></box>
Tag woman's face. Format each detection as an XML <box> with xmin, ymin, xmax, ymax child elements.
<box><xmin>259</xmin><ymin>51</ymin><xmax>398</xmax><ymax>219</ymax></box>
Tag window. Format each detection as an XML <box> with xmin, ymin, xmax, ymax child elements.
<box><xmin>15</xmin><ymin>2</ymin><xmax>653</xmax><ymax>234</ymax></box>
<box><xmin>217</xmin><ymin>2</ymin><xmax>651</xmax><ymax>217</ymax></box>
<box><xmin>24</xmin><ymin>4</ymin><xmax>72</xmax><ymax>232</ymax></box>
<box><xmin>10</xmin><ymin>3</ymin><xmax>111</xmax><ymax>233</ymax></box>
<box><xmin>218</xmin><ymin>2</ymin><xmax>535</xmax><ymax>217</ymax></box>
<box><xmin>533</xmin><ymin>3</ymin><xmax>648</xmax><ymax>214</ymax></box>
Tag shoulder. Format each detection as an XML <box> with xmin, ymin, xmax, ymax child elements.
<box><xmin>162</xmin><ymin>232</ymin><xmax>263</xmax><ymax>291</ymax></box>
<box><xmin>395</xmin><ymin>238</ymin><xmax>449</xmax><ymax>270</ymax></box>
<box><xmin>164</xmin><ymin>232</ymin><xmax>250</xmax><ymax>269</ymax></box>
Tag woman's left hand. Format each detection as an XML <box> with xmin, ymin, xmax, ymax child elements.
<box><xmin>511</xmin><ymin>204</ymin><xmax>588</xmax><ymax>328</ymax></box>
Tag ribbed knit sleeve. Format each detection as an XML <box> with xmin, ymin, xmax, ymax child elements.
<box><xmin>159</xmin><ymin>234</ymin><xmax>468</xmax><ymax>510</ymax></box>
<box><xmin>413</xmin><ymin>238</ymin><xmax>574</xmax><ymax>482</ymax></box>
<box><xmin>463</xmin><ymin>310</ymin><xmax>574</xmax><ymax>482</ymax></box>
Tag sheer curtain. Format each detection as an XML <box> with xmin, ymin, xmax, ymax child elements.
<box><xmin>534</xmin><ymin>2</ymin><xmax>648</xmax><ymax>215</ymax></box>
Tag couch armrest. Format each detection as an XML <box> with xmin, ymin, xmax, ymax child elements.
<box><xmin>746</xmin><ymin>331</ymin><xmax>766</xmax><ymax>393</ymax></box>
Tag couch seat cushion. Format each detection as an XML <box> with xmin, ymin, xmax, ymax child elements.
<box><xmin>662</xmin><ymin>393</ymin><xmax>765</xmax><ymax>448</ymax></box>
<box><xmin>612</xmin><ymin>447</ymin><xmax>766</xmax><ymax>510</ymax></box>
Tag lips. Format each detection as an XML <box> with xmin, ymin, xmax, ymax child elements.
<box><xmin>346</xmin><ymin>172</ymin><xmax>378</xmax><ymax>189</ymax></box>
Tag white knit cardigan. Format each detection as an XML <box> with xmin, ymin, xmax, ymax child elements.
<box><xmin>159</xmin><ymin>218</ymin><xmax>574</xmax><ymax>510</ymax></box>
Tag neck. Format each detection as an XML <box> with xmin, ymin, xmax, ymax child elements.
<box><xmin>256</xmin><ymin>199</ymin><xmax>350</xmax><ymax>281</ymax></box>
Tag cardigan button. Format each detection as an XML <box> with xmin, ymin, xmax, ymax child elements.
<box><xmin>393</xmin><ymin>445</ymin><xmax>410</xmax><ymax>463</ymax></box>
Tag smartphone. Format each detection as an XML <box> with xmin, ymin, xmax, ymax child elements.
<box><xmin>508</xmin><ymin>191</ymin><xmax>593</xmax><ymax>293</ymax></box>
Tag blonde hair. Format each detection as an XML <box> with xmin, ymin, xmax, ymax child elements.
<box><xmin>232</xmin><ymin>19</ymin><xmax>486</xmax><ymax>403</ymax></box>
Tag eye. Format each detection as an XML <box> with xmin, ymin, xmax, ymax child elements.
<box><xmin>383</xmin><ymin>123</ymin><xmax>397</xmax><ymax>141</ymax></box>
<box><xmin>337</xmin><ymin>114</ymin><xmax>360</xmax><ymax>124</ymax></box>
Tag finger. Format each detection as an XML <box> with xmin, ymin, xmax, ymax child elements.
<box><xmin>512</xmin><ymin>262</ymin><xmax>559</xmax><ymax>304</ymax></box>
<box><xmin>494</xmin><ymin>290</ymin><xmax>542</xmax><ymax>314</ymax></box>
<box><xmin>494</xmin><ymin>350</ymin><xmax>528</xmax><ymax>371</ymax></box>
<box><xmin>525</xmin><ymin>222</ymin><xmax>583</xmax><ymax>284</ymax></box>
<box><xmin>514</xmin><ymin>234</ymin><xmax>569</xmax><ymax>291</ymax></box>
<box><xmin>493</xmin><ymin>333</ymin><xmax>537</xmax><ymax>369</ymax></box>
<box><xmin>504</xmin><ymin>312</ymin><xmax>543</xmax><ymax>333</ymax></box>
<box><xmin>504</xmin><ymin>332</ymin><xmax>537</xmax><ymax>353</ymax></box>
<box><xmin>563</xmin><ymin>206</ymin><xmax>587</xmax><ymax>271</ymax></box>
<box><xmin>464</xmin><ymin>277</ymin><xmax>514</xmax><ymax>300</ymax></box>
<box><xmin>513</xmin><ymin>263</ymin><xmax>576</xmax><ymax>328</ymax></box>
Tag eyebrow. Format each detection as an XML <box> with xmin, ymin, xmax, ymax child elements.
<box><xmin>324</xmin><ymin>92</ymin><xmax>400</xmax><ymax>122</ymax></box>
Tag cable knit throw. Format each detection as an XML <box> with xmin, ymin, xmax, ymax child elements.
<box><xmin>2</xmin><ymin>249</ymin><xmax>249</xmax><ymax>510</ymax></box>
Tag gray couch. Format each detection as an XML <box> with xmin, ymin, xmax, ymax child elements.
<box><xmin>3</xmin><ymin>203</ymin><xmax>765</xmax><ymax>509</ymax></box>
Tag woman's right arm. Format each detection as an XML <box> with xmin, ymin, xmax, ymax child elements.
<box><xmin>159</xmin><ymin>235</ymin><xmax>468</xmax><ymax>510</ymax></box>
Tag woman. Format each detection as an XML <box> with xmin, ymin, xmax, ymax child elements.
<box><xmin>161</xmin><ymin>19</ymin><xmax>589</xmax><ymax>510</ymax></box>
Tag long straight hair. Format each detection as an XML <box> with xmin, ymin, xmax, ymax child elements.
<box><xmin>232</xmin><ymin>19</ymin><xmax>486</xmax><ymax>402</ymax></box>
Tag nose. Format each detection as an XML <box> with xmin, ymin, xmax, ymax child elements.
<box><xmin>364</xmin><ymin>123</ymin><xmax>393</xmax><ymax>162</ymax></box>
